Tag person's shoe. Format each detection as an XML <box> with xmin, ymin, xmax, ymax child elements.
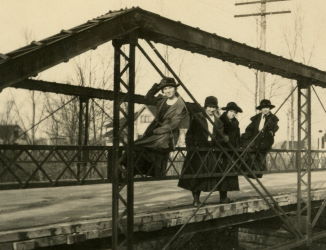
<box><xmin>192</xmin><ymin>200</ymin><xmax>202</xmax><ymax>207</ymax></box>
<box><xmin>219</xmin><ymin>197</ymin><xmax>234</xmax><ymax>204</ymax></box>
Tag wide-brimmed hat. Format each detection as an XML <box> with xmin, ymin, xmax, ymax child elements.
<box><xmin>256</xmin><ymin>99</ymin><xmax>275</xmax><ymax>110</ymax></box>
<box><xmin>222</xmin><ymin>102</ymin><xmax>243</xmax><ymax>113</ymax></box>
<box><xmin>204</xmin><ymin>96</ymin><xmax>218</xmax><ymax>108</ymax></box>
<box><xmin>159</xmin><ymin>77</ymin><xmax>177</xmax><ymax>90</ymax></box>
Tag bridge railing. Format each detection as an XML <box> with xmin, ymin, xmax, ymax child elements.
<box><xmin>0</xmin><ymin>145</ymin><xmax>325</xmax><ymax>189</ymax></box>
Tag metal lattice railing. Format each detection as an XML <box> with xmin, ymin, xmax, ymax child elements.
<box><xmin>0</xmin><ymin>144</ymin><xmax>325</xmax><ymax>189</ymax></box>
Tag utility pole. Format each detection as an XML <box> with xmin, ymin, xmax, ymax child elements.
<box><xmin>258</xmin><ymin>0</ymin><xmax>267</xmax><ymax>102</ymax></box>
<box><xmin>235</xmin><ymin>0</ymin><xmax>291</xmax><ymax>107</ymax></box>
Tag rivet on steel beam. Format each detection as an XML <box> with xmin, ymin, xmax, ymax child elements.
<box><xmin>61</xmin><ymin>29</ymin><xmax>73</xmax><ymax>34</ymax></box>
<box><xmin>88</xmin><ymin>20</ymin><xmax>100</xmax><ymax>23</ymax></box>
<box><xmin>63</xmin><ymin>58</ymin><xmax>69</xmax><ymax>63</ymax></box>
<box><xmin>31</xmin><ymin>41</ymin><xmax>43</xmax><ymax>46</ymax></box>
<box><xmin>0</xmin><ymin>53</ymin><xmax>9</xmax><ymax>60</ymax></box>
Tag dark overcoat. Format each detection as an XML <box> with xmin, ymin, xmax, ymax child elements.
<box><xmin>219</xmin><ymin>112</ymin><xmax>240</xmax><ymax>191</ymax></box>
<box><xmin>132</xmin><ymin>83</ymin><xmax>189</xmax><ymax>177</ymax></box>
<box><xmin>241</xmin><ymin>113</ymin><xmax>279</xmax><ymax>151</ymax></box>
<box><xmin>178</xmin><ymin>112</ymin><xmax>233</xmax><ymax>192</ymax></box>
<box><xmin>240</xmin><ymin>112</ymin><xmax>279</xmax><ymax>177</ymax></box>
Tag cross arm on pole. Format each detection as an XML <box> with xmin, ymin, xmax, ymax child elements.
<box><xmin>234</xmin><ymin>10</ymin><xmax>291</xmax><ymax>18</ymax></box>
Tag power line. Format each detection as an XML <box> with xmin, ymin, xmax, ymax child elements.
<box><xmin>235</xmin><ymin>0</ymin><xmax>290</xmax><ymax>6</ymax></box>
<box><xmin>234</xmin><ymin>10</ymin><xmax>291</xmax><ymax>18</ymax></box>
<box><xmin>15</xmin><ymin>96</ymin><xmax>78</xmax><ymax>142</ymax></box>
<box><xmin>234</xmin><ymin>0</ymin><xmax>291</xmax><ymax>110</ymax></box>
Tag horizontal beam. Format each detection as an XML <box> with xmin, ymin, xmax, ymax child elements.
<box><xmin>0</xmin><ymin>10</ymin><xmax>140</xmax><ymax>89</ymax></box>
<box><xmin>235</xmin><ymin>0</ymin><xmax>290</xmax><ymax>6</ymax></box>
<box><xmin>234</xmin><ymin>10</ymin><xmax>291</xmax><ymax>18</ymax></box>
<box><xmin>12</xmin><ymin>79</ymin><xmax>150</xmax><ymax>104</ymax></box>
<box><xmin>12</xmin><ymin>79</ymin><xmax>201</xmax><ymax>112</ymax></box>
<box><xmin>1</xmin><ymin>8</ymin><xmax>326</xmax><ymax>89</ymax></box>
<box><xmin>137</xmin><ymin>9</ymin><xmax>326</xmax><ymax>87</ymax></box>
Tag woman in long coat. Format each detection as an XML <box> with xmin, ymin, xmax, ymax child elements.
<box><xmin>241</xmin><ymin>99</ymin><xmax>279</xmax><ymax>178</ymax></box>
<box><xmin>130</xmin><ymin>77</ymin><xmax>189</xmax><ymax>177</ymax></box>
<box><xmin>219</xmin><ymin>102</ymin><xmax>242</xmax><ymax>203</ymax></box>
<box><xmin>178</xmin><ymin>96</ymin><xmax>229</xmax><ymax>206</ymax></box>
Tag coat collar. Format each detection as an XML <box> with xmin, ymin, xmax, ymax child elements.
<box><xmin>250</xmin><ymin>112</ymin><xmax>279</xmax><ymax>122</ymax></box>
<box><xmin>220</xmin><ymin>112</ymin><xmax>239</xmax><ymax>126</ymax></box>
<box><xmin>158</xmin><ymin>96</ymin><xmax>186</xmax><ymax>118</ymax></box>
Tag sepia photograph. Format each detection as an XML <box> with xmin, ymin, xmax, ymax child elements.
<box><xmin>1</xmin><ymin>0</ymin><xmax>326</xmax><ymax>249</ymax></box>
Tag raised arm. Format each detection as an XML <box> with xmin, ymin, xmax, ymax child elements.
<box><xmin>145</xmin><ymin>83</ymin><xmax>164</xmax><ymax>105</ymax></box>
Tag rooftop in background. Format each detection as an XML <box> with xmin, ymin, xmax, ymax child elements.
<box><xmin>1</xmin><ymin>7</ymin><xmax>326</xmax><ymax>90</ymax></box>
<box><xmin>0</xmin><ymin>124</ymin><xmax>27</xmax><ymax>144</ymax></box>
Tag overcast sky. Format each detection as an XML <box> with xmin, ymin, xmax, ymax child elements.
<box><xmin>1</xmin><ymin>0</ymin><xmax>326</xmax><ymax>144</ymax></box>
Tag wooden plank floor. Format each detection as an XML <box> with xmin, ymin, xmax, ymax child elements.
<box><xmin>1</xmin><ymin>172</ymin><xmax>326</xmax><ymax>249</ymax></box>
<box><xmin>1</xmin><ymin>172</ymin><xmax>326</xmax><ymax>232</ymax></box>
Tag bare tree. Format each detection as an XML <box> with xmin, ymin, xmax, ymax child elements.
<box><xmin>282</xmin><ymin>5</ymin><xmax>318</xmax><ymax>148</ymax></box>
<box><xmin>7</xmin><ymin>28</ymin><xmax>47</xmax><ymax>145</ymax></box>
<box><xmin>45</xmin><ymin>48</ymin><xmax>113</xmax><ymax>145</ymax></box>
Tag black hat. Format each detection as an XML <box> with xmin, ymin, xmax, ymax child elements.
<box><xmin>204</xmin><ymin>96</ymin><xmax>218</xmax><ymax>108</ymax></box>
<box><xmin>256</xmin><ymin>99</ymin><xmax>275</xmax><ymax>110</ymax></box>
<box><xmin>222</xmin><ymin>102</ymin><xmax>243</xmax><ymax>113</ymax></box>
<box><xmin>159</xmin><ymin>77</ymin><xmax>177</xmax><ymax>90</ymax></box>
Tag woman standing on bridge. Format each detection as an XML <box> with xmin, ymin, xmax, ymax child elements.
<box><xmin>178</xmin><ymin>96</ymin><xmax>229</xmax><ymax>207</ymax></box>
<box><xmin>241</xmin><ymin>99</ymin><xmax>279</xmax><ymax>178</ymax></box>
<box><xmin>219</xmin><ymin>102</ymin><xmax>242</xmax><ymax>203</ymax></box>
<box><xmin>123</xmin><ymin>77</ymin><xmax>189</xmax><ymax>178</ymax></box>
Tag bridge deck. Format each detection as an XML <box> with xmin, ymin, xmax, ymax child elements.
<box><xmin>1</xmin><ymin>172</ymin><xmax>326</xmax><ymax>249</ymax></box>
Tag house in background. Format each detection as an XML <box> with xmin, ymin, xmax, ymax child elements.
<box><xmin>0</xmin><ymin>124</ymin><xmax>28</xmax><ymax>144</ymax></box>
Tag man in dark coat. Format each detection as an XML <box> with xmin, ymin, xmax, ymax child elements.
<box><xmin>219</xmin><ymin>102</ymin><xmax>242</xmax><ymax>203</ymax></box>
<box><xmin>178</xmin><ymin>96</ymin><xmax>229</xmax><ymax>206</ymax></box>
<box><xmin>131</xmin><ymin>77</ymin><xmax>189</xmax><ymax>177</ymax></box>
<box><xmin>241</xmin><ymin>99</ymin><xmax>279</xmax><ymax>178</ymax></box>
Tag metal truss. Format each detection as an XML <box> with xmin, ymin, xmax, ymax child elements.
<box><xmin>1</xmin><ymin>145</ymin><xmax>326</xmax><ymax>189</ymax></box>
<box><xmin>137</xmin><ymin>40</ymin><xmax>304</xmax><ymax>249</ymax></box>
<box><xmin>77</xmin><ymin>97</ymin><xmax>89</xmax><ymax>179</ymax></box>
<box><xmin>0</xmin><ymin>145</ymin><xmax>108</xmax><ymax>189</ymax></box>
<box><xmin>111</xmin><ymin>36</ymin><xmax>137</xmax><ymax>250</ymax></box>
<box><xmin>296</xmin><ymin>83</ymin><xmax>312</xmax><ymax>243</ymax></box>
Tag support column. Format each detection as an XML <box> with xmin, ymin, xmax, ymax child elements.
<box><xmin>112</xmin><ymin>40</ymin><xmax>121</xmax><ymax>250</ymax></box>
<box><xmin>126</xmin><ymin>37</ymin><xmax>136</xmax><ymax>250</ymax></box>
<box><xmin>77</xmin><ymin>97</ymin><xmax>89</xmax><ymax>179</ymax></box>
<box><xmin>296</xmin><ymin>81</ymin><xmax>312</xmax><ymax>244</ymax></box>
<box><xmin>112</xmin><ymin>36</ymin><xmax>137</xmax><ymax>250</ymax></box>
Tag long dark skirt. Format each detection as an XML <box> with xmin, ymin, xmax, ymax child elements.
<box><xmin>220</xmin><ymin>152</ymin><xmax>240</xmax><ymax>191</ymax></box>
<box><xmin>133</xmin><ymin>147</ymin><xmax>170</xmax><ymax>177</ymax></box>
<box><xmin>244</xmin><ymin>151</ymin><xmax>268</xmax><ymax>179</ymax></box>
<box><xmin>178</xmin><ymin>149</ymin><xmax>239</xmax><ymax>192</ymax></box>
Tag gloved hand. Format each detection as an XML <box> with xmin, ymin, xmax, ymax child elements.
<box><xmin>153</xmin><ymin>82</ymin><xmax>160</xmax><ymax>89</ymax></box>
<box><xmin>223</xmin><ymin>135</ymin><xmax>229</xmax><ymax>143</ymax></box>
<box><xmin>153</xmin><ymin>128</ymin><xmax>163</xmax><ymax>134</ymax></box>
